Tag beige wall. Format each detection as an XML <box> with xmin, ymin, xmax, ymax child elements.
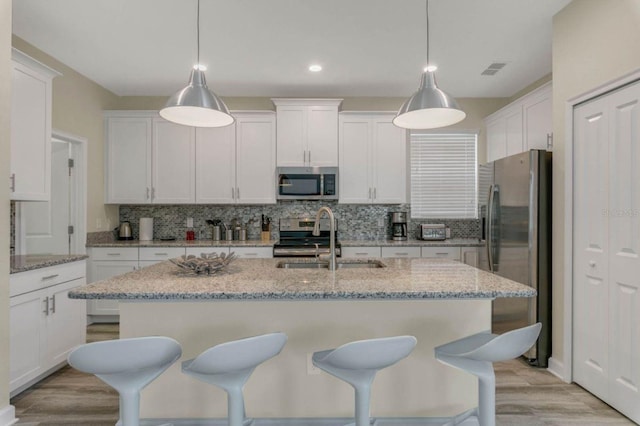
<box><xmin>1</xmin><ymin>0</ymin><xmax>11</xmax><ymax>414</ymax></box>
<box><xmin>12</xmin><ymin>37</ymin><xmax>121</xmax><ymax>233</ymax></box>
<box><xmin>552</xmin><ymin>0</ymin><xmax>640</xmax><ymax>367</ymax></box>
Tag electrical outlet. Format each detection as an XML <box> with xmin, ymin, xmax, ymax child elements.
<box><xmin>377</xmin><ymin>218</ymin><xmax>385</xmax><ymax>227</ymax></box>
<box><xmin>186</xmin><ymin>217</ymin><xmax>194</xmax><ymax>228</ymax></box>
<box><xmin>307</xmin><ymin>353</ymin><xmax>321</xmax><ymax>375</ymax></box>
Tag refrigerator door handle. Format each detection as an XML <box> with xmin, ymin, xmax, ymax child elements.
<box><xmin>486</xmin><ymin>184</ymin><xmax>495</xmax><ymax>272</ymax></box>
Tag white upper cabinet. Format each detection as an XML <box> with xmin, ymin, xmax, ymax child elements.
<box><xmin>485</xmin><ymin>82</ymin><xmax>551</xmax><ymax>162</ymax></box>
<box><xmin>272</xmin><ymin>99</ymin><xmax>342</xmax><ymax>167</ymax></box>
<box><xmin>10</xmin><ymin>49</ymin><xmax>60</xmax><ymax>201</ymax></box>
<box><xmin>196</xmin><ymin>125</ymin><xmax>236</xmax><ymax>204</ymax></box>
<box><xmin>195</xmin><ymin>111</ymin><xmax>276</xmax><ymax>204</ymax></box>
<box><xmin>339</xmin><ymin>112</ymin><xmax>407</xmax><ymax>204</ymax></box>
<box><xmin>152</xmin><ymin>118</ymin><xmax>195</xmax><ymax>203</ymax></box>
<box><xmin>235</xmin><ymin>112</ymin><xmax>277</xmax><ymax>204</ymax></box>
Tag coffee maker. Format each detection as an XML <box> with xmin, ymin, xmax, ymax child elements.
<box><xmin>390</xmin><ymin>212</ymin><xmax>408</xmax><ymax>241</ymax></box>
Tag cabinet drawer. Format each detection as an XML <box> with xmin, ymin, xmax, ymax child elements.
<box><xmin>139</xmin><ymin>247</ymin><xmax>186</xmax><ymax>261</ymax></box>
<box><xmin>90</xmin><ymin>247</ymin><xmax>138</xmax><ymax>261</ymax></box>
<box><xmin>232</xmin><ymin>247</ymin><xmax>273</xmax><ymax>259</ymax></box>
<box><xmin>421</xmin><ymin>246</ymin><xmax>461</xmax><ymax>260</ymax></box>
<box><xmin>341</xmin><ymin>247</ymin><xmax>382</xmax><ymax>258</ymax></box>
<box><xmin>186</xmin><ymin>247</ymin><xmax>230</xmax><ymax>257</ymax></box>
<box><xmin>10</xmin><ymin>260</ymin><xmax>86</xmax><ymax>298</ymax></box>
<box><xmin>381</xmin><ymin>247</ymin><xmax>421</xmax><ymax>258</ymax></box>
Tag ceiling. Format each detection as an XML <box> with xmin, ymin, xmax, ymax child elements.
<box><xmin>12</xmin><ymin>0</ymin><xmax>571</xmax><ymax>98</ymax></box>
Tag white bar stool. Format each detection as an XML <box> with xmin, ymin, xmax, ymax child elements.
<box><xmin>434</xmin><ymin>322</ymin><xmax>542</xmax><ymax>426</ymax></box>
<box><xmin>67</xmin><ymin>336</ymin><xmax>182</xmax><ymax>426</ymax></box>
<box><xmin>181</xmin><ymin>332</ymin><xmax>287</xmax><ymax>426</ymax></box>
<box><xmin>312</xmin><ymin>335</ymin><xmax>417</xmax><ymax>426</ymax></box>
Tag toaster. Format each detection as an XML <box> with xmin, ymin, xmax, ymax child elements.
<box><xmin>420</xmin><ymin>224</ymin><xmax>447</xmax><ymax>240</ymax></box>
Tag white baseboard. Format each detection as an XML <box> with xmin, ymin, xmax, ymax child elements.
<box><xmin>547</xmin><ymin>357</ymin><xmax>569</xmax><ymax>382</ymax></box>
<box><xmin>0</xmin><ymin>405</ymin><xmax>17</xmax><ymax>426</ymax></box>
<box><xmin>137</xmin><ymin>418</ymin><xmax>450</xmax><ymax>426</ymax></box>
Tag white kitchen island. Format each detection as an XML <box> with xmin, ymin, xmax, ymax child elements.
<box><xmin>69</xmin><ymin>258</ymin><xmax>535</xmax><ymax>424</ymax></box>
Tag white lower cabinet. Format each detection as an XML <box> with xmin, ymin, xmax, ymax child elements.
<box><xmin>233</xmin><ymin>247</ymin><xmax>273</xmax><ymax>258</ymax></box>
<box><xmin>381</xmin><ymin>247</ymin><xmax>421</xmax><ymax>258</ymax></box>
<box><xmin>341</xmin><ymin>247</ymin><xmax>382</xmax><ymax>258</ymax></box>
<box><xmin>9</xmin><ymin>261</ymin><xmax>86</xmax><ymax>395</ymax></box>
<box><xmin>421</xmin><ymin>246</ymin><xmax>461</xmax><ymax>261</ymax></box>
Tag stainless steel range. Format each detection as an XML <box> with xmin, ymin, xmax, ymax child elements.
<box><xmin>273</xmin><ymin>218</ymin><xmax>341</xmax><ymax>257</ymax></box>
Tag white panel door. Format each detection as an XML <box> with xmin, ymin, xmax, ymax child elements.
<box><xmin>276</xmin><ymin>107</ymin><xmax>306</xmax><ymax>166</ymax></box>
<box><xmin>573</xmin><ymin>96</ymin><xmax>610</xmax><ymax>401</ymax></box>
<box><xmin>46</xmin><ymin>278</ymin><xmax>87</xmax><ymax>366</ymax></box>
<box><xmin>606</xmin><ymin>83</ymin><xmax>640</xmax><ymax>421</ymax></box>
<box><xmin>195</xmin><ymin>126</ymin><xmax>236</xmax><ymax>204</ymax></box>
<box><xmin>10</xmin><ymin>61</ymin><xmax>50</xmax><ymax>201</ymax></box>
<box><xmin>152</xmin><ymin>119</ymin><xmax>195</xmax><ymax>203</ymax></box>
<box><xmin>235</xmin><ymin>114</ymin><xmax>276</xmax><ymax>204</ymax></box>
<box><xmin>372</xmin><ymin>118</ymin><xmax>406</xmax><ymax>204</ymax></box>
<box><xmin>106</xmin><ymin>117</ymin><xmax>152</xmax><ymax>203</ymax></box>
<box><xmin>307</xmin><ymin>106</ymin><xmax>338</xmax><ymax>166</ymax></box>
<box><xmin>339</xmin><ymin>117</ymin><xmax>371</xmax><ymax>204</ymax></box>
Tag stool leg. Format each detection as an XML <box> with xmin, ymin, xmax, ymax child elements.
<box><xmin>354</xmin><ymin>385</ymin><xmax>372</xmax><ymax>426</ymax></box>
<box><xmin>477</xmin><ymin>370</ymin><xmax>496</xmax><ymax>426</ymax></box>
<box><xmin>226</xmin><ymin>385</ymin><xmax>246</xmax><ymax>426</ymax></box>
<box><xmin>119</xmin><ymin>390</ymin><xmax>140</xmax><ymax>426</ymax></box>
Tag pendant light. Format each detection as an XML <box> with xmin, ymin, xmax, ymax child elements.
<box><xmin>393</xmin><ymin>0</ymin><xmax>465</xmax><ymax>130</ymax></box>
<box><xmin>159</xmin><ymin>0</ymin><xmax>234</xmax><ymax>127</ymax></box>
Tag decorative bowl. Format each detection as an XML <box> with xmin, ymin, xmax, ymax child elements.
<box><xmin>170</xmin><ymin>252</ymin><xmax>236</xmax><ymax>275</ymax></box>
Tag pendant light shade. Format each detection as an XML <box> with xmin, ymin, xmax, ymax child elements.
<box><xmin>159</xmin><ymin>0</ymin><xmax>234</xmax><ymax>128</ymax></box>
<box><xmin>394</xmin><ymin>0</ymin><xmax>465</xmax><ymax>130</ymax></box>
<box><xmin>160</xmin><ymin>68</ymin><xmax>234</xmax><ymax>127</ymax></box>
<box><xmin>393</xmin><ymin>70</ymin><xmax>466</xmax><ymax>129</ymax></box>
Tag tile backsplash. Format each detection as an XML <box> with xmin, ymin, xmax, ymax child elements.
<box><xmin>119</xmin><ymin>202</ymin><xmax>480</xmax><ymax>241</ymax></box>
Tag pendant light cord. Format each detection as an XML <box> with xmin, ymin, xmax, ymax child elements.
<box><xmin>426</xmin><ymin>0</ymin><xmax>430</xmax><ymax>68</ymax></box>
<box><xmin>196</xmin><ymin>0</ymin><xmax>200</xmax><ymax>67</ymax></box>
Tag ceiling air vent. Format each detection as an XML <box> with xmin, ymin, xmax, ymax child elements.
<box><xmin>481</xmin><ymin>62</ymin><xmax>507</xmax><ymax>76</ymax></box>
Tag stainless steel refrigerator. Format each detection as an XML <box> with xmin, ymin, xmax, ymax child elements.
<box><xmin>478</xmin><ymin>149</ymin><xmax>552</xmax><ymax>367</ymax></box>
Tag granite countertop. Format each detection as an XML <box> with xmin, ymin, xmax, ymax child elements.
<box><xmin>10</xmin><ymin>254</ymin><xmax>89</xmax><ymax>274</ymax></box>
<box><xmin>340</xmin><ymin>238</ymin><xmax>483</xmax><ymax>247</ymax></box>
<box><xmin>87</xmin><ymin>239</ymin><xmax>276</xmax><ymax>248</ymax></box>
<box><xmin>86</xmin><ymin>238</ymin><xmax>483</xmax><ymax>248</ymax></box>
<box><xmin>69</xmin><ymin>257</ymin><xmax>534</xmax><ymax>301</ymax></box>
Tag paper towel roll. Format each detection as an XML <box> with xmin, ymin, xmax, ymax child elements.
<box><xmin>139</xmin><ymin>217</ymin><xmax>154</xmax><ymax>241</ymax></box>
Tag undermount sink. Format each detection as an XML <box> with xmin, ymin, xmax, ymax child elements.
<box><xmin>276</xmin><ymin>260</ymin><xmax>386</xmax><ymax>269</ymax></box>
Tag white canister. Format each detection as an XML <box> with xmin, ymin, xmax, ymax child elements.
<box><xmin>139</xmin><ymin>217</ymin><xmax>154</xmax><ymax>241</ymax></box>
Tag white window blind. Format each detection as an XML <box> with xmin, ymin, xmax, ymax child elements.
<box><xmin>410</xmin><ymin>132</ymin><xmax>478</xmax><ymax>219</ymax></box>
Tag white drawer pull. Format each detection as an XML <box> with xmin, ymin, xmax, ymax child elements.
<box><xmin>154</xmin><ymin>253</ymin><xmax>169</xmax><ymax>256</ymax></box>
<box><xmin>396</xmin><ymin>252</ymin><xmax>409</xmax><ymax>256</ymax></box>
<box><xmin>244</xmin><ymin>253</ymin><xmax>258</xmax><ymax>256</ymax></box>
<box><xmin>355</xmin><ymin>252</ymin><xmax>368</xmax><ymax>256</ymax></box>
<box><xmin>41</xmin><ymin>274</ymin><xmax>59</xmax><ymax>281</ymax></box>
<box><xmin>107</xmin><ymin>253</ymin><xmax>121</xmax><ymax>256</ymax></box>
<box><xmin>436</xmin><ymin>252</ymin><xmax>449</xmax><ymax>255</ymax></box>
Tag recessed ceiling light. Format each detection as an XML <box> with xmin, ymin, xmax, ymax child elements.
<box><xmin>309</xmin><ymin>64</ymin><xmax>322</xmax><ymax>72</ymax></box>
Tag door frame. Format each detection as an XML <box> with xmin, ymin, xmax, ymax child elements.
<box><xmin>15</xmin><ymin>130</ymin><xmax>87</xmax><ymax>255</ymax></box>
<box><xmin>561</xmin><ymin>68</ymin><xmax>640</xmax><ymax>383</ymax></box>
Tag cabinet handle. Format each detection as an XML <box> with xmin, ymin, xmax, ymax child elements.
<box><xmin>50</xmin><ymin>294</ymin><xmax>56</xmax><ymax>314</ymax></box>
<box><xmin>396</xmin><ymin>252</ymin><xmax>409</xmax><ymax>256</ymax></box>
<box><xmin>231</xmin><ymin>187</ymin><xmax>235</xmax><ymax>200</ymax></box>
<box><xmin>9</xmin><ymin>173</ymin><xmax>15</xmax><ymax>192</ymax></box>
<box><xmin>244</xmin><ymin>253</ymin><xmax>258</xmax><ymax>256</ymax></box>
<box><xmin>41</xmin><ymin>274</ymin><xmax>59</xmax><ymax>281</ymax></box>
<box><xmin>589</xmin><ymin>261</ymin><xmax>596</xmax><ymax>267</ymax></box>
<box><xmin>303</xmin><ymin>150</ymin><xmax>306</xmax><ymax>164</ymax></box>
<box><xmin>436</xmin><ymin>252</ymin><xmax>449</xmax><ymax>256</ymax></box>
<box><xmin>355</xmin><ymin>252</ymin><xmax>368</xmax><ymax>256</ymax></box>
<box><xmin>373</xmin><ymin>188</ymin><xmax>376</xmax><ymax>200</ymax></box>
<box><xmin>546</xmin><ymin>133</ymin><xmax>553</xmax><ymax>150</ymax></box>
<box><xmin>154</xmin><ymin>253</ymin><xmax>168</xmax><ymax>256</ymax></box>
<box><xmin>236</xmin><ymin>187</ymin><xmax>240</xmax><ymax>199</ymax></box>
<box><xmin>107</xmin><ymin>253</ymin><xmax>121</xmax><ymax>256</ymax></box>
<box><xmin>151</xmin><ymin>187</ymin><xmax>155</xmax><ymax>201</ymax></box>
<box><xmin>368</xmin><ymin>188</ymin><xmax>372</xmax><ymax>199</ymax></box>
<box><xmin>42</xmin><ymin>297</ymin><xmax>49</xmax><ymax>316</ymax></box>
<box><xmin>146</xmin><ymin>187</ymin><xmax>150</xmax><ymax>200</ymax></box>
<box><xmin>308</xmin><ymin>151</ymin><xmax>311</xmax><ymax>165</ymax></box>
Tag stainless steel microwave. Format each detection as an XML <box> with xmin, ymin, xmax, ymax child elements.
<box><xmin>276</xmin><ymin>167</ymin><xmax>338</xmax><ymax>200</ymax></box>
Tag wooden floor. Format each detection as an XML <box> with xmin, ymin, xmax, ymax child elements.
<box><xmin>11</xmin><ymin>324</ymin><xmax>635</xmax><ymax>426</ymax></box>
